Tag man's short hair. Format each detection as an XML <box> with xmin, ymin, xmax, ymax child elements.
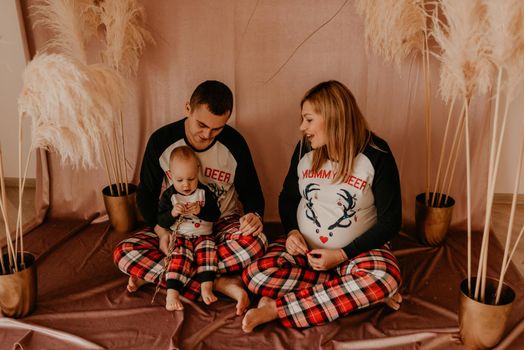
<box><xmin>189</xmin><ymin>80</ymin><xmax>233</xmax><ymax>116</ymax></box>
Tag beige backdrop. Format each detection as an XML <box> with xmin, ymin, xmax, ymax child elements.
<box><xmin>21</xmin><ymin>0</ymin><xmax>490</xmax><ymax>231</ymax></box>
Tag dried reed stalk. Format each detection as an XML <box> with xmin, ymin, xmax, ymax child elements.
<box><xmin>423</xmin><ymin>29</ymin><xmax>432</xmax><ymax>206</ymax></box>
<box><xmin>430</xmin><ymin>97</ymin><xmax>456</xmax><ymax>206</ymax></box>
<box><xmin>17</xmin><ymin>53</ymin><xmax>125</xmax><ymax>260</ymax></box>
<box><xmin>432</xmin><ymin>0</ymin><xmax>500</xmax><ymax>300</ymax></box>
<box><xmin>355</xmin><ymin>0</ymin><xmax>435</xmax><ymax>205</ymax></box>
<box><xmin>102</xmin><ymin>140</ymin><xmax>115</xmax><ymax>196</ymax></box>
<box><xmin>495</xmin><ymin>127</ymin><xmax>524</xmax><ymax>303</ymax></box>
<box><xmin>0</xmin><ymin>146</ymin><xmax>9</xmax><ymax>274</ymax></box>
<box><xmin>471</xmin><ymin>0</ymin><xmax>524</xmax><ymax>302</ymax></box>
<box><xmin>432</xmin><ymin>0</ymin><xmax>491</xmax><ymax>209</ymax></box>
<box><xmin>0</xmin><ymin>146</ymin><xmax>17</xmax><ymax>273</ymax></box>
<box><xmin>442</xmin><ymin>105</ymin><xmax>466</xmax><ymax>204</ymax></box>
<box><xmin>33</xmin><ymin>0</ymin><xmax>149</xmax><ymax>196</ymax></box>
<box><xmin>93</xmin><ymin>0</ymin><xmax>154</xmax><ymax>195</ymax></box>
<box><xmin>464</xmin><ymin>100</ymin><xmax>472</xmax><ymax>294</ymax></box>
<box><xmin>502</xmin><ymin>223</ymin><xmax>524</xmax><ymax>278</ymax></box>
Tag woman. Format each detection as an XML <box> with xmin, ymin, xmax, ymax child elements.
<box><xmin>241</xmin><ymin>80</ymin><xmax>402</xmax><ymax>332</ymax></box>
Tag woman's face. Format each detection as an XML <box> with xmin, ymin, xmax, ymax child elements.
<box><xmin>300</xmin><ymin>100</ymin><xmax>327</xmax><ymax>149</ymax></box>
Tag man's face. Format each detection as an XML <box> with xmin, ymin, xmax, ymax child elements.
<box><xmin>184</xmin><ymin>103</ymin><xmax>230</xmax><ymax>150</ymax></box>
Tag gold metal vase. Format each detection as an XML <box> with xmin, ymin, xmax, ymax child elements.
<box><xmin>102</xmin><ymin>183</ymin><xmax>138</xmax><ymax>233</ymax></box>
<box><xmin>415</xmin><ymin>192</ymin><xmax>455</xmax><ymax>246</ymax></box>
<box><xmin>0</xmin><ymin>252</ymin><xmax>37</xmax><ymax>318</ymax></box>
<box><xmin>459</xmin><ymin>277</ymin><xmax>515</xmax><ymax>349</ymax></box>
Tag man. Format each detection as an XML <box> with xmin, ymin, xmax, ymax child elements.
<box><xmin>113</xmin><ymin>80</ymin><xmax>267</xmax><ymax>315</ymax></box>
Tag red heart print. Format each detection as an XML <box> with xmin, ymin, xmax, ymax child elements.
<box><xmin>319</xmin><ymin>236</ymin><xmax>328</xmax><ymax>244</ymax></box>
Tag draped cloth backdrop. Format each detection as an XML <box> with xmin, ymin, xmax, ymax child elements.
<box><xmin>20</xmin><ymin>0</ymin><xmax>490</xmax><ymax>232</ymax></box>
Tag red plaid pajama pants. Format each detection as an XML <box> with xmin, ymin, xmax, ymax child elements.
<box><xmin>242</xmin><ymin>238</ymin><xmax>401</xmax><ymax>328</ymax></box>
<box><xmin>165</xmin><ymin>235</ymin><xmax>217</xmax><ymax>292</ymax></box>
<box><xmin>113</xmin><ymin>214</ymin><xmax>268</xmax><ymax>300</ymax></box>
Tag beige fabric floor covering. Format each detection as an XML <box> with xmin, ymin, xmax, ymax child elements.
<box><xmin>1</xmin><ymin>220</ymin><xmax>523</xmax><ymax>350</ymax></box>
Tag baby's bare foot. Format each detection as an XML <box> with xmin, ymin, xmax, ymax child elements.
<box><xmin>384</xmin><ymin>291</ymin><xmax>402</xmax><ymax>310</ymax></box>
<box><xmin>166</xmin><ymin>289</ymin><xmax>184</xmax><ymax>311</ymax></box>
<box><xmin>127</xmin><ymin>276</ymin><xmax>149</xmax><ymax>293</ymax></box>
<box><xmin>242</xmin><ymin>297</ymin><xmax>278</xmax><ymax>333</ymax></box>
<box><xmin>201</xmin><ymin>281</ymin><xmax>218</xmax><ymax>305</ymax></box>
<box><xmin>214</xmin><ymin>275</ymin><xmax>250</xmax><ymax>315</ymax></box>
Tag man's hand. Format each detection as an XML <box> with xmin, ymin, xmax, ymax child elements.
<box><xmin>239</xmin><ymin>212</ymin><xmax>263</xmax><ymax>236</ymax></box>
<box><xmin>285</xmin><ymin>230</ymin><xmax>308</xmax><ymax>256</ymax></box>
<box><xmin>307</xmin><ymin>248</ymin><xmax>347</xmax><ymax>270</ymax></box>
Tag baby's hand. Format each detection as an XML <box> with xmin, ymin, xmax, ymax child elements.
<box><xmin>186</xmin><ymin>202</ymin><xmax>201</xmax><ymax>215</ymax></box>
<box><xmin>171</xmin><ymin>203</ymin><xmax>186</xmax><ymax>217</ymax></box>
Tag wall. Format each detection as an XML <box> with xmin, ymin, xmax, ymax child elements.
<box><xmin>0</xmin><ymin>0</ymin><xmax>34</xmax><ymax>179</ymax></box>
<box><xmin>1</xmin><ymin>0</ymin><xmax>522</xmax><ymax>221</ymax></box>
<box><xmin>494</xmin><ymin>82</ymin><xmax>524</xmax><ymax>194</ymax></box>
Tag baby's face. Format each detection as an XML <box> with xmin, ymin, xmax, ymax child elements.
<box><xmin>169</xmin><ymin>158</ymin><xmax>199</xmax><ymax>195</ymax></box>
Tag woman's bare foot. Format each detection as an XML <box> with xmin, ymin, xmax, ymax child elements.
<box><xmin>242</xmin><ymin>296</ymin><xmax>278</xmax><ymax>333</ymax></box>
<box><xmin>166</xmin><ymin>289</ymin><xmax>184</xmax><ymax>311</ymax></box>
<box><xmin>214</xmin><ymin>275</ymin><xmax>250</xmax><ymax>315</ymax></box>
<box><xmin>127</xmin><ymin>276</ymin><xmax>149</xmax><ymax>293</ymax></box>
<box><xmin>201</xmin><ymin>281</ymin><xmax>218</xmax><ymax>305</ymax></box>
<box><xmin>384</xmin><ymin>291</ymin><xmax>402</xmax><ymax>310</ymax></box>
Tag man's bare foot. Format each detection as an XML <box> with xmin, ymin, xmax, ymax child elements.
<box><xmin>242</xmin><ymin>297</ymin><xmax>278</xmax><ymax>333</ymax></box>
<box><xmin>384</xmin><ymin>291</ymin><xmax>402</xmax><ymax>310</ymax></box>
<box><xmin>166</xmin><ymin>289</ymin><xmax>184</xmax><ymax>311</ymax></box>
<box><xmin>214</xmin><ymin>275</ymin><xmax>250</xmax><ymax>316</ymax></box>
<box><xmin>201</xmin><ymin>281</ymin><xmax>218</xmax><ymax>305</ymax></box>
<box><xmin>127</xmin><ymin>276</ymin><xmax>149</xmax><ymax>293</ymax></box>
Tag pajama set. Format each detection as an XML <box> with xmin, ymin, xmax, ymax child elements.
<box><xmin>157</xmin><ymin>183</ymin><xmax>220</xmax><ymax>292</ymax></box>
<box><xmin>243</xmin><ymin>134</ymin><xmax>402</xmax><ymax>328</ymax></box>
<box><xmin>113</xmin><ymin>118</ymin><xmax>267</xmax><ymax>301</ymax></box>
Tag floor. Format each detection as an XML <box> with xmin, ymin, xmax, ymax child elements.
<box><xmin>1</xmin><ymin>185</ymin><xmax>523</xmax><ymax>277</ymax></box>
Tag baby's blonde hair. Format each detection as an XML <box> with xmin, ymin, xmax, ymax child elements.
<box><xmin>169</xmin><ymin>145</ymin><xmax>200</xmax><ymax>169</ymax></box>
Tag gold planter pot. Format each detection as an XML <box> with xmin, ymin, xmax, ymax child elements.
<box><xmin>0</xmin><ymin>252</ymin><xmax>37</xmax><ymax>318</ymax></box>
<box><xmin>102</xmin><ymin>183</ymin><xmax>138</xmax><ymax>233</ymax></box>
<box><xmin>459</xmin><ymin>277</ymin><xmax>515</xmax><ymax>349</ymax></box>
<box><xmin>415</xmin><ymin>192</ymin><xmax>455</xmax><ymax>246</ymax></box>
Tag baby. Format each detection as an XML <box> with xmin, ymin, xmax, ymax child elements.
<box><xmin>156</xmin><ymin>145</ymin><xmax>221</xmax><ymax>311</ymax></box>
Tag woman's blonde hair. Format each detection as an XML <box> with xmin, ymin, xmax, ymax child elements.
<box><xmin>301</xmin><ymin>80</ymin><xmax>370</xmax><ymax>183</ymax></box>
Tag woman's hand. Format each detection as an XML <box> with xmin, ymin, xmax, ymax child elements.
<box><xmin>239</xmin><ymin>212</ymin><xmax>263</xmax><ymax>236</ymax></box>
<box><xmin>307</xmin><ymin>248</ymin><xmax>347</xmax><ymax>270</ymax></box>
<box><xmin>285</xmin><ymin>230</ymin><xmax>308</xmax><ymax>256</ymax></box>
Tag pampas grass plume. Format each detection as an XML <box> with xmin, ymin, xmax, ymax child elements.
<box><xmin>18</xmin><ymin>53</ymin><xmax>125</xmax><ymax>169</ymax></box>
<box><xmin>484</xmin><ymin>0</ymin><xmax>524</xmax><ymax>100</ymax></box>
<box><xmin>433</xmin><ymin>0</ymin><xmax>493</xmax><ymax>103</ymax></box>
<box><xmin>32</xmin><ymin>0</ymin><xmax>96</xmax><ymax>63</ymax></box>
<box><xmin>95</xmin><ymin>0</ymin><xmax>154</xmax><ymax>77</ymax></box>
<box><xmin>355</xmin><ymin>0</ymin><xmax>426</xmax><ymax>71</ymax></box>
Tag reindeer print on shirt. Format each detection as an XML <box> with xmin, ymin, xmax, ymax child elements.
<box><xmin>303</xmin><ymin>183</ymin><xmax>359</xmax><ymax>244</ymax></box>
<box><xmin>303</xmin><ymin>183</ymin><xmax>357</xmax><ymax>243</ymax></box>
<box><xmin>297</xmin><ymin>152</ymin><xmax>378</xmax><ymax>250</ymax></box>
